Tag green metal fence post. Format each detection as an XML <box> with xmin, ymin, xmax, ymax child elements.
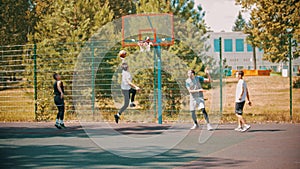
<box><xmin>33</xmin><ymin>44</ymin><xmax>38</xmax><ymax>120</ymax></box>
<box><xmin>288</xmin><ymin>34</ymin><xmax>292</xmax><ymax>121</ymax></box>
<box><xmin>91</xmin><ymin>41</ymin><xmax>95</xmax><ymax>118</ymax></box>
<box><xmin>219</xmin><ymin>37</ymin><xmax>223</xmax><ymax>113</ymax></box>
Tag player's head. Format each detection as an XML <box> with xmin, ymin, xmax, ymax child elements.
<box><xmin>145</xmin><ymin>36</ymin><xmax>150</xmax><ymax>42</ymax></box>
<box><xmin>238</xmin><ymin>70</ymin><xmax>244</xmax><ymax>78</ymax></box>
<box><xmin>187</xmin><ymin>70</ymin><xmax>195</xmax><ymax>78</ymax></box>
<box><xmin>53</xmin><ymin>73</ymin><xmax>60</xmax><ymax>80</ymax></box>
<box><xmin>121</xmin><ymin>62</ymin><xmax>128</xmax><ymax>71</ymax></box>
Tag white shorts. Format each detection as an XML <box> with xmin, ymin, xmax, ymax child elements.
<box><xmin>190</xmin><ymin>97</ymin><xmax>205</xmax><ymax>111</ymax></box>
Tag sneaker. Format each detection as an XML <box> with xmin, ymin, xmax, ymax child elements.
<box><xmin>234</xmin><ymin>127</ymin><xmax>242</xmax><ymax>131</ymax></box>
<box><xmin>114</xmin><ymin>114</ymin><xmax>120</xmax><ymax>124</ymax></box>
<box><xmin>130</xmin><ymin>103</ymin><xmax>136</xmax><ymax>107</ymax></box>
<box><xmin>55</xmin><ymin>123</ymin><xmax>62</xmax><ymax>129</ymax></box>
<box><xmin>241</xmin><ymin>124</ymin><xmax>251</xmax><ymax>132</ymax></box>
<box><xmin>207</xmin><ymin>124</ymin><xmax>213</xmax><ymax>131</ymax></box>
<box><xmin>190</xmin><ymin>124</ymin><xmax>199</xmax><ymax>130</ymax></box>
<box><xmin>60</xmin><ymin>123</ymin><xmax>66</xmax><ymax>129</ymax></box>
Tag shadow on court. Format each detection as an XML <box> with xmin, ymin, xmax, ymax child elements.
<box><xmin>0</xmin><ymin>144</ymin><xmax>249</xmax><ymax>168</ymax></box>
<box><xmin>0</xmin><ymin>122</ymin><xmax>299</xmax><ymax>168</ymax></box>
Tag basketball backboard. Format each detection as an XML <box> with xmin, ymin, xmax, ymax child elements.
<box><xmin>122</xmin><ymin>13</ymin><xmax>174</xmax><ymax>47</ymax></box>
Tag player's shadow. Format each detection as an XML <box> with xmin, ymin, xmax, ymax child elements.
<box><xmin>0</xmin><ymin>125</ymin><xmax>89</xmax><ymax>139</ymax></box>
<box><xmin>115</xmin><ymin>125</ymin><xmax>172</xmax><ymax>135</ymax></box>
<box><xmin>247</xmin><ymin>129</ymin><xmax>285</xmax><ymax>133</ymax></box>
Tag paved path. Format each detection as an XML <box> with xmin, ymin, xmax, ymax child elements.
<box><xmin>0</xmin><ymin>122</ymin><xmax>299</xmax><ymax>168</ymax></box>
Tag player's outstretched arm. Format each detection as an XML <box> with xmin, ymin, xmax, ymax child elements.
<box><xmin>204</xmin><ymin>67</ymin><xmax>212</xmax><ymax>83</ymax></box>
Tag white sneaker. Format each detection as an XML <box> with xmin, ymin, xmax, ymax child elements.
<box><xmin>234</xmin><ymin>127</ymin><xmax>242</xmax><ymax>131</ymax></box>
<box><xmin>190</xmin><ymin>124</ymin><xmax>199</xmax><ymax>130</ymax></box>
<box><xmin>241</xmin><ymin>124</ymin><xmax>251</xmax><ymax>132</ymax></box>
<box><xmin>207</xmin><ymin>124</ymin><xmax>213</xmax><ymax>131</ymax></box>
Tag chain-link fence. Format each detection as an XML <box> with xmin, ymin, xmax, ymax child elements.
<box><xmin>0</xmin><ymin>41</ymin><xmax>209</xmax><ymax>122</ymax></box>
<box><xmin>1</xmin><ymin>41</ymin><xmax>299</xmax><ymax>123</ymax></box>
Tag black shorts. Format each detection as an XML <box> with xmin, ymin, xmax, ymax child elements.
<box><xmin>235</xmin><ymin>101</ymin><xmax>245</xmax><ymax>115</ymax></box>
<box><xmin>54</xmin><ymin>95</ymin><xmax>64</xmax><ymax>106</ymax></box>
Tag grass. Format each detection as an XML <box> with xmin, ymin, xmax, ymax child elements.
<box><xmin>0</xmin><ymin>88</ymin><xmax>35</xmax><ymax>121</ymax></box>
<box><xmin>0</xmin><ymin>76</ymin><xmax>299</xmax><ymax>123</ymax></box>
<box><xmin>214</xmin><ymin>76</ymin><xmax>300</xmax><ymax>123</ymax></box>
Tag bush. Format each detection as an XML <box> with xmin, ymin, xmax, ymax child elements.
<box><xmin>293</xmin><ymin>77</ymin><xmax>300</xmax><ymax>88</ymax></box>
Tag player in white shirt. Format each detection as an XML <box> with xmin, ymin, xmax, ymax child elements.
<box><xmin>114</xmin><ymin>62</ymin><xmax>140</xmax><ymax>123</ymax></box>
<box><xmin>235</xmin><ymin>71</ymin><xmax>252</xmax><ymax>132</ymax></box>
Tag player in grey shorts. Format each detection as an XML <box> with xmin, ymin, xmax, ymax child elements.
<box><xmin>186</xmin><ymin>69</ymin><xmax>213</xmax><ymax>130</ymax></box>
<box><xmin>114</xmin><ymin>62</ymin><xmax>140</xmax><ymax>123</ymax></box>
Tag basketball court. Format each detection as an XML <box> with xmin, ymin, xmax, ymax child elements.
<box><xmin>0</xmin><ymin>122</ymin><xmax>299</xmax><ymax>168</ymax></box>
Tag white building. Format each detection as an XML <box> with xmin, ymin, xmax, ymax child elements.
<box><xmin>206</xmin><ymin>32</ymin><xmax>300</xmax><ymax>75</ymax></box>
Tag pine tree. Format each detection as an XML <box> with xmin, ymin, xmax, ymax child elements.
<box><xmin>232</xmin><ymin>11</ymin><xmax>246</xmax><ymax>31</ymax></box>
<box><xmin>236</xmin><ymin>0</ymin><xmax>300</xmax><ymax>63</ymax></box>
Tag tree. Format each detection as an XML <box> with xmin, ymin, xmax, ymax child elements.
<box><xmin>0</xmin><ymin>0</ymin><xmax>31</xmax><ymax>46</ymax></box>
<box><xmin>25</xmin><ymin>0</ymin><xmax>114</xmax><ymax>120</ymax></box>
<box><xmin>232</xmin><ymin>11</ymin><xmax>246</xmax><ymax>31</ymax></box>
<box><xmin>244</xmin><ymin>18</ymin><xmax>258</xmax><ymax>69</ymax></box>
<box><xmin>236</xmin><ymin>0</ymin><xmax>300</xmax><ymax>63</ymax></box>
<box><xmin>0</xmin><ymin>0</ymin><xmax>36</xmax><ymax>81</ymax></box>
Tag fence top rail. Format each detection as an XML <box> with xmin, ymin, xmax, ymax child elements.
<box><xmin>0</xmin><ymin>40</ymin><xmax>119</xmax><ymax>48</ymax></box>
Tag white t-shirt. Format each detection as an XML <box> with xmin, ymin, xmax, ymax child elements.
<box><xmin>186</xmin><ymin>76</ymin><xmax>204</xmax><ymax>99</ymax></box>
<box><xmin>121</xmin><ymin>70</ymin><xmax>132</xmax><ymax>90</ymax></box>
<box><xmin>236</xmin><ymin>79</ymin><xmax>247</xmax><ymax>102</ymax></box>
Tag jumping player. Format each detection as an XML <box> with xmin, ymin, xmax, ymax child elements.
<box><xmin>53</xmin><ymin>73</ymin><xmax>66</xmax><ymax>129</ymax></box>
<box><xmin>186</xmin><ymin>68</ymin><xmax>213</xmax><ymax>131</ymax></box>
<box><xmin>234</xmin><ymin>70</ymin><xmax>251</xmax><ymax>132</ymax></box>
<box><xmin>114</xmin><ymin>62</ymin><xmax>140</xmax><ymax>123</ymax></box>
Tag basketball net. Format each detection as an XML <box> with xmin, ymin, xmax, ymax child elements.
<box><xmin>138</xmin><ymin>37</ymin><xmax>153</xmax><ymax>52</ymax></box>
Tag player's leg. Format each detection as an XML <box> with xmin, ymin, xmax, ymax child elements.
<box><xmin>54</xmin><ymin>96</ymin><xmax>62</xmax><ymax>129</ymax></box>
<box><xmin>129</xmin><ymin>88</ymin><xmax>136</xmax><ymax>107</ymax></box>
<box><xmin>190</xmin><ymin>100</ymin><xmax>199</xmax><ymax>129</ymax></box>
<box><xmin>198</xmin><ymin>98</ymin><xmax>212</xmax><ymax>130</ymax></box>
<box><xmin>235</xmin><ymin>101</ymin><xmax>250</xmax><ymax>132</ymax></box>
<box><xmin>201</xmin><ymin>108</ymin><xmax>209</xmax><ymax>123</ymax></box>
<box><xmin>58</xmin><ymin>104</ymin><xmax>66</xmax><ymax>128</ymax></box>
<box><xmin>115</xmin><ymin>90</ymin><xmax>130</xmax><ymax>123</ymax></box>
<box><xmin>235</xmin><ymin>102</ymin><xmax>243</xmax><ymax>131</ymax></box>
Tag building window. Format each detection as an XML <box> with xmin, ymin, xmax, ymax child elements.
<box><xmin>237</xmin><ymin>66</ymin><xmax>244</xmax><ymax>70</ymax></box>
<box><xmin>214</xmin><ymin>39</ymin><xmax>220</xmax><ymax>52</ymax></box>
<box><xmin>259</xmin><ymin>66</ymin><xmax>267</xmax><ymax>70</ymax></box>
<box><xmin>235</xmin><ymin>39</ymin><xmax>244</xmax><ymax>52</ymax></box>
<box><xmin>224</xmin><ymin>39</ymin><xmax>233</xmax><ymax>52</ymax></box>
<box><xmin>271</xmin><ymin>66</ymin><xmax>278</xmax><ymax>72</ymax></box>
<box><xmin>247</xmin><ymin>44</ymin><xmax>253</xmax><ymax>52</ymax></box>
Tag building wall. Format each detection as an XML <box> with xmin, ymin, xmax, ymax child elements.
<box><xmin>205</xmin><ymin>32</ymin><xmax>300</xmax><ymax>75</ymax></box>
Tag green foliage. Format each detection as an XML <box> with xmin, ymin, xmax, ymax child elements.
<box><xmin>0</xmin><ymin>0</ymin><xmax>32</xmax><ymax>46</ymax></box>
<box><xmin>232</xmin><ymin>11</ymin><xmax>246</xmax><ymax>32</ymax></box>
<box><xmin>236</xmin><ymin>0</ymin><xmax>300</xmax><ymax>63</ymax></box>
<box><xmin>293</xmin><ymin>77</ymin><xmax>300</xmax><ymax>88</ymax></box>
<box><xmin>25</xmin><ymin>0</ymin><xmax>115</xmax><ymax>120</ymax></box>
<box><xmin>0</xmin><ymin>0</ymin><xmax>212</xmax><ymax>121</ymax></box>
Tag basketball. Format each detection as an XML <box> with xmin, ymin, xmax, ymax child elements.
<box><xmin>119</xmin><ymin>50</ymin><xmax>127</xmax><ymax>58</ymax></box>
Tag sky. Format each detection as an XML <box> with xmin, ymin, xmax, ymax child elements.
<box><xmin>195</xmin><ymin>0</ymin><xmax>250</xmax><ymax>32</ymax></box>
